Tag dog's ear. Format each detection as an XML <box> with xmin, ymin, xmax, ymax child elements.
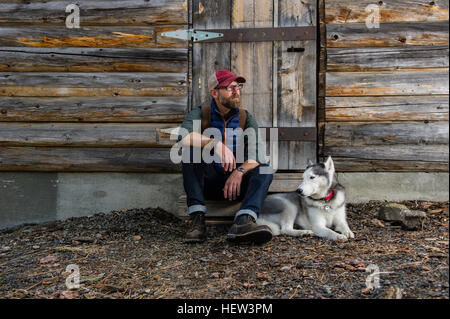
<box><xmin>324</xmin><ymin>156</ymin><xmax>334</xmax><ymax>172</ymax></box>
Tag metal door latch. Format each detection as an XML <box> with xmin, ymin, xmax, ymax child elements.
<box><xmin>287</xmin><ymin>47</ymin><xmax>305</xmax><ymax>52</ymax></box>
<box><xmin>161</xmin><ymin>29</ymin><xmax>224</xmax><ymax>42</ymax></box>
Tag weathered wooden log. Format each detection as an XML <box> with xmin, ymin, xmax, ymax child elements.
<box><xmin>0</xmin><ymin>0</ymin><xmax>187</xmax><ymax>25</ymax></box>
<box><xmin>0</xmin><ymin>72</ymin><xmax>187</xmax><ymax>97</ymax></box>
<box><xmin>324</xmin><ymin>122</ymin><xmax>449</xmax><ymax>146</ymax></box>
<box><xmin>327</xmin><ymin>157</ymin><xmax>449</xmax><ymax>172</ymax></box>
<box><xmin>0</xmin><ymin>123</ymin><xmax>180</xmax><ymax>147</ymax></box>
<box><xmin>325</xmin><ymin>0</ymin><xmax>449</xmax><ymax>24</ymax></box>
<box><xmin>324</xmin><ymin>96</ymin><xmax>449</xmax><ymax>121</ymax></box>
<box><xmin>1</xmin><ymin>146</ymin><xmax>445</xmax><ymax>172</ymax></box>
<box><xmin>0</xmin><ymin>26</ymin><xmax>186</xmax><ymax>48</ymax></box>
<box><xmin>0</xmin><ymin>47</ymin><xmax>187</xmax><ymax>72</ymax></box>
<box><xmin>0</xmin><ymin>147</ymin><xmax>180</xmax><ymax>172</ymax></box>
<box><xmin>326</xmin><ymin>69</ymin><xmax>449</xmax><ymax>96</ymax></box>
<box><xmin>327</xmin><ymin>46</ymin><xmax>449</xmax><ymax>71</ymax></box>
<box><xmin>0</xmin><ymin>97</ymin><xmax>187</xmax><ymax>122</ymax></box>
<box><xmin>327</xmin><ymin>21</ymin><xmax>449</xmax><ymax>48</ymax></box>
<box><xmin>323</xmin><ymin>144</ymin><xmax>448</xmax><ymax>162</ymax></box>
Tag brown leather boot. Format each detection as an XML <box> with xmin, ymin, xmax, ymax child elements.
<box><xmin>184</xmin><ymin>212</ymin><xmax>206</xmax><ymax>243</ymax></box>
<box><xmin>226</xmin><ymin>214</ymin><xmax>272</xmax><ymax>244</ymax></box>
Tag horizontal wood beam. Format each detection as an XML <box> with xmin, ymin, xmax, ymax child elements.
<box><xmin>324</xmin><ymin>121</ymin><xmax>449</xmax><ymax>146</ymax></box>
<box><xmin>0</xmin><ymin>47</ymin><xmax>187</xmax><ymax>72</ymax></box>
<box><xmin>324</xmin><ymin>96</ymin><xmax>449</xmax><ymax>122</ymax></box>
<box><xmin>0</xmin><ymin>26</ymin><xmax>187</xmax><ymax>49</ymax></box>
<box><xmin>327</xmin><ymin>158</ymin><xmax>449</xmax><ymax>172</ymax></box>
<box><xmin>327</xmin><ymin>46</ymin><xmax>449</xmax><ymax>71</ymax></box>
<box><xmin>0</xmin><ymin>0</ymin><xmax>187</xmax><ymax>26</ymax></box>
<box><xmin>327</xmin><ymin>21</ymin><xmax>449</xmax><ymax>48</ymax></box>
<box><xmin>0</xmin><ymin>147</ymin><xmax>180</xmax><ymax>172</ymax></box>
<box><xmin>323</xmin><ymin>145</ymin><xmax>448</xmax><ymax>162</ymax></box>
<box><xmin>0</xmin><ymin>97</ymin><xmax>188</xmax><ymax>122</ymax></box>
<box><xmin>0</xmin><ymin>123</ymin><xmax>180</xmax><ymax>147</ymax></box>
<box><xmin>0</xmin><ymin>72</ymin><xmax>187</xmax><ymax>97</ymax></box>
<box><xmin>1</xmin><ymin>146</ymin><xmax>447</xmax><ymax>172</ymax></box>
<box><xmin>326</xmin><ymin>69</ymin><xmax>449</xmax><ymax>96</ymax></box>
<box><xmin>325</xmin><ymin>0</ymin><xmax>449</xmax><ymax>24</ymax></box>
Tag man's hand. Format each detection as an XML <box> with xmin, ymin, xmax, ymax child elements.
<box><xmin>223</xmin><ymin>169</ymin><xmax>243</xmax><ymax>201</ymax></box>
<box><xmin>214</xmin><ymin>141</ymin><xmax>236</xmax><ymax>172</ymax></box>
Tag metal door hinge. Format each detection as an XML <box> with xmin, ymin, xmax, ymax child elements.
<box><xmin>161</xmin><ymin>29</ymin><xmax>224</xmax><ymax>42</ymax></box>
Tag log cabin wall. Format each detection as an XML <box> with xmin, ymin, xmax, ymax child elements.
<box><xmin>319</xmin><ymin>0</ymin><xmax>449</xmax><ymax>172</ymax></box>
<box><xmin>0</xmin><ymin>1</ymin><xmax>448</xmax><ymax>228</ymax></box>
<box><xmin>0</xmin><ymin>0</ymin><xmax>188</xmax><ymax>172</ymax></box>
<box><xmin>0</xmin><ymin>1</ymin><xmax>448</xmax><ymax>173</ymax></box>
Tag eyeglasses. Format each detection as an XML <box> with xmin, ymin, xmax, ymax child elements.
<box><xmin>215</xmin><ymin>83</ymin><xmax>244</xmax><ymax>92</ymax></box>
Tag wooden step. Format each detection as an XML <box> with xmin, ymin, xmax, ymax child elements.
<box><xmin>176</xmin><ymin>195</ymin><xmax>241</xmax><ymax>220</ymax></box>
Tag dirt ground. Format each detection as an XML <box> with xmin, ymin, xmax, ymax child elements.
<box><xmin>0</xmin><ymin>200</ymin><xmax>448</xmax><ymax>299</ymax></box>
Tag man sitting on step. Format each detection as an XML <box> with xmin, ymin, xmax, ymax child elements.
<box><xmin>178</xmin><ymin>69</ymin><xmax>273</xmax><ymax>244</ymax></box>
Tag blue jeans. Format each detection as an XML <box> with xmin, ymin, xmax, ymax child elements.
<box><xmin>182</xmin><ymin>155</ymin><xmax>273</xmax><ymax>221</ymax></box>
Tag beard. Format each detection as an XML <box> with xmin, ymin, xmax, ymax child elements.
<box><xmin>218</xmin><ymin>92</ymin><xmax>241</xmax><ymax>109</ymax></box>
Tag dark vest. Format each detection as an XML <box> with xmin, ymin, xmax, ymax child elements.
<box><xmin>201</xmin><ymin>99</ymin><xmax>246</xmax><ymax>169</ymax></box>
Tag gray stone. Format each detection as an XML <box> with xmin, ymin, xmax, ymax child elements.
<box><xmin>378</xmin><ymin>203</ymin><xmax>409</xmax><ymax>221</ymax></box>
<box><xmin>401</xmin><ymin>210</ymin><xmax>427</xmax><ymax>231</ymax></box>
<box><xmin>378</xmin><ymin>204</ymin><xmax>426</xmax><ymax>231</ymax></box>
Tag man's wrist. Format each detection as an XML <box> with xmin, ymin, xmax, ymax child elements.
<box><xmin>213</xmin><ymin>140</ymin><xmax>224</xmax><ymax>150</ymax></box>
<box><xmin>235</xmin><ymin>167</ymin><xmax>246</xmax><ymax>175</ymax></box>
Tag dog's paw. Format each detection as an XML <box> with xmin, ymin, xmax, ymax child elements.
<box><xmin>301</xmin><ymin>230</ymin><xmax>314</xmax><ymax>237</ymax></box>
<box><xmin>342</xmin><ymin>230</ymin><xmax>355</xmax><ymax>239</ymax></box>
<box><xmin>334</xmin><ymin>234</ymin><xmax>348</xmax><ymax>242</ymax></box>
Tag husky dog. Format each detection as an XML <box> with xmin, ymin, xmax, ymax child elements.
<box><xmin>257</xmin><ymin>157</ymin><xmax>354</xmax><ymax>241</ymax></box>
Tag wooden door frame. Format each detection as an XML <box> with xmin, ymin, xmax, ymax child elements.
<box><xmin>187</xmin><ymin>0</ymin><xmax>321</xmax><ymax>169</ymax></box>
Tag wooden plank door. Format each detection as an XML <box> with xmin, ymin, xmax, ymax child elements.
<box><xmin>191</xmin><ymin>0</ymin><xmax>317</xmax><ymax>170</ymax></box>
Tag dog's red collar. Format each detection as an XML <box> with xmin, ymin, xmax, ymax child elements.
<box><xmin>322</xmin><ymin>190</ymin><xmax>334</xmax><ymax>202</ymax></box>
